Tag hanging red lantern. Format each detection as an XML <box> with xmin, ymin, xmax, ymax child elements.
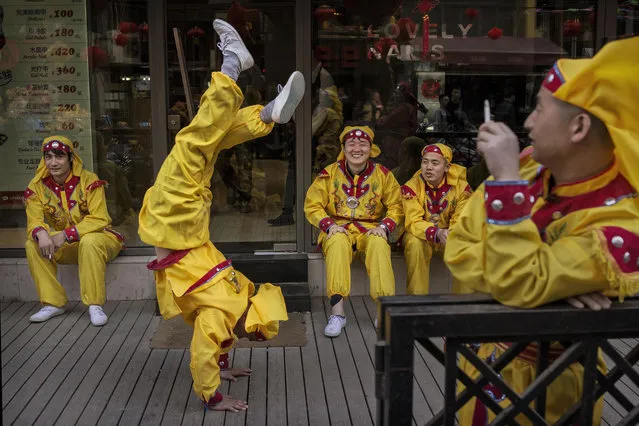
<box><xmin>487</xmin><ymin>27</ymin><xmax>503</xmax><ymax>40</ymax></box>
<box><xmin>397</xmin><ymin>17</ymin><xmax>417</xmax><ymax>43</ymax></box>
<box><xmin>115</xmin><ymin>33</ymin><xmax>129</xmax><ymax>46</ymax></box>
<box><xmin>563</xmin><ymin>20</ymin><xmax>582</xmax><ymax>37</ymax></box>
<box><xmin>138</xmin><ymin>23</ymin><xmax>149</xmax><ymax>34</ymax></box>
<box><xmin>314</xmin><ymin>5</ymin><xmax>336</xmax><ymax>22</ymax></box>
<box><xmin>417</xmin><ymin>0</ymin><xmax>439</xmax><ymax>14</ymax></box>
<box><xmin>465</xmin><ymin>8</ymin><xmax>479</xmax><ymax>19</ymax></box>
<box><xmin>119</xmin><ymin>21</ymin><xmax>138</xmax><ymax>34</ymax></box>
<box><xmin>187</xmin><ymin>26</ymin><xmax>205</xmax><ymax>38</ymax></box>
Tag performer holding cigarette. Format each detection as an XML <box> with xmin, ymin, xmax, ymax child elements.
<box><xmin>24</xmin><ymin>135</ymin><xmax>125</xmax><ymax>326</ymax></box>
<box><xmin>445</xmin><ymin>36</ymin><xmax>639</xmax><ymax>424</ymax></box>
<box><xmin>138</xmin><ymin>19</ymin><xmax>303</xmax><ymax>411</ymax></box>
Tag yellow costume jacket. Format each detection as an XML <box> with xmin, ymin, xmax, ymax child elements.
<box><xmin>305</xmin><ymin>160</ymin><xmax>403</xmax><ymax>244</ymax></box>
<box><xmin>402</xmin><ymin>171</ymin><xmax>472</xmax><ymax>243</ymax></box>
<box><xmin>445</xmin><ymin>149</ymin><xmax>639</xmax><ymax>305</ymax></box>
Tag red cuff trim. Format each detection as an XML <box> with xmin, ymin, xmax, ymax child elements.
<box><xmin>381</xmin><ymin>218</ymin><xmax>397</xmax><ymax>233</ymax></box>
<box><xmin>426</xmin><ymin>226</ymin><xmax>438</xmax><ymax>242</ymax></box>
<box><xmin>24</xmin><ymin>188</ymin><xmax>35</xmax><ymax>201</ymax></box>
<box><xmin>484</xmin><ymin>181</ymin><xmax>533</xmax><ymax>225</ymax></box>
<box><xmin>86</xmin><ymin>180</ymin><xmax>108</xmax><ymax>192</ymax></box>
<box><xmin>146</xmin><ymin>249</ymin><xmax>191</xmax><ymax>270</ymax></box>
<box><xmin>205</xmin><ymin>391</ymin><xmax>223</xmax><ymax>408</ymax></box>
<box><xmin>600</xmin><ymin>227</ymin><xmax>639</xmax><ymax>274</ymax></box>
<box><xmin>32</xmin><ymin>226</ymin><xmax>46</xmax><ymax>241</ymax></box>
<box><xmin>254</xmin><ymin>331</ymin><xmax>266</xmax><ymax>341</ymax></box>
<box><xmin>64</xmin><ymin>226</ymin><xmax>79</xmax><ymax>243</ymax></box>
<box><xmin>319</xmin><ymin>217</ymin><xmax>336</xmax><ymax>233</ymax></box>
<box><xmin>218</xmin><ymin>353</ymin><xmax>230</xmax><ymax>369</ymax></box>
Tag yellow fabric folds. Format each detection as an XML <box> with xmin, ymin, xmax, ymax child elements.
<box><xmin>245</xmin><ymin>283</ymin><xmax>289</xmax><ymax>339</ymax></box>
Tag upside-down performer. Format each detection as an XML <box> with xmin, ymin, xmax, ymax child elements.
<box><xmin>444</xmin><ymin>37</ymin><xmax>639</xmax><ymax>424</ymax></box>
<box><xmin>138</xmin><ymin>19</ymin><xmax>304</xmax><ymax>412</ymax></box>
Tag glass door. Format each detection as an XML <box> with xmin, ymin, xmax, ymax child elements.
<box><xmin>165</xmin><ymin>1</ymin><xmax>297</xmax><ymax>252</ymax></box>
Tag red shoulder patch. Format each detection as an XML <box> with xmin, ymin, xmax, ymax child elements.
<box><xmin>464</xmin><ymin>184</ymin><xmax>472</xmax><ymax>194</ymax></box>
<box><xmin>377</xmin><ymin>164</ymin><xmax>391</xmax><ymax>175</ymax></box>
<box><xmin>86</xmin><ymin>179</ymin><xmax>108</xmax><ymax>192</ymax></box>
<box><xmin>600</xmin><ymin>226</ymin><xmax>639</xmax><ymax>274</ymax></box>
<box><xmin>318</xmin><ymin>169</ymin><xmax>330</xmax><ymax>178</ymax></box>
<box><xmin>23</xmin><ymin>188</ymin><xmax>35</xmax><ymax>201</ymax></box>
<box><xmin>401</xmin><ymin>185</ymin><xmax>417</xmax><ymax>199</ymax></box>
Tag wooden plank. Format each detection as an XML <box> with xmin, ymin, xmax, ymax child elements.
<box><xmin>350</xmin><ymin>297</ymin><xmax>376</xmax><ymax>359</ymax></box>
<box><xmin>1</xmin><ymin>303</ymin><xmax>42</xmax><ymax>350</ymax></box>
<box><xmin>321</xmin><ymin>298</ymin><xmax>372</xmax><ymax>425</ymax></box>
<box><xmin>95</xmin><ymin>315</ymin><xmax>161</xmax><ymax>425</ymax></box>
<box><xmin>115</xmin><ymin>348</ymin><xmax>168</xmax><ymax>426</ymax></box>
<box><xmin>245</xmin><ymin>348</ymin><xmax>268</xmax><ymax>426</ymax></box>
<box><xmin>2</xmin><ymin>302</ymin><xmax>117</xmax><ymax>422</ymax></box>
<box><xmin>203</xmin><ymin>350</ymin><xmax>233</xmax><ymax>425</ymax></box>
<box><xmin>181</xmin><ymin>374</ymin><xmax>205</xmax><ymax>426</ymax></box>
<box><xmin>1</xmin><ymin>302</ymin><xmax>36</xmax><ymax>337</ymax></box>
<box><xmin>0</xmin><ymin>302</ymin><xmax>10</xmax><ymax>312</ymax></box>
<box><xmin>36</xmin><ymin>301</ymin><xmax>142</xmax><ymax>425</ymax></box>
<box><xmin>224</xmin><ymin>348</ymin><xmax>251</xmax><ymax>426</ymax></box>
<box><xmin>140</xmin><ymin>349</ymin><xmax>186</xmax><ymax>425</ymax></box>
<box><xmin>1</xmin><ymin>301</ymin><xmax>80</xmax><ymax>368</ymax></box>
<box><xmin>162</xmin><ymin>349</ymin><xmax>193</xmax><ymax>426</ymax></box>
<box><xmin>267</xmin><ymin>347</ymin><xmax>287</xmax><ymax>425</ymax></box>
<box><xmin>56</xmin><ymin>300</ymin><xmax>154</xmax><ymax>425</ymax></box>
<box><xmin>0</xmin><ymin>302</ymin><xmax>22</xmax><ymax>324</ymax></box>
<box><xmin>13</xmin><ymin>301</ymin><xmax>128</xmax><ymax>425</ymax></box>
<box><xmin>300</xmin><ymin>305</ymin><xmax>330</xmax><ymax>426</ymax></box>
<box><xmin>310</xmin><ymin>297</ymin><xmax>351</xmax><ymax>425</ymax></box>
<box><xmin>284</xmin><ymin>346</ymin><xmax>309</xmax><ymax>426</ymax></box>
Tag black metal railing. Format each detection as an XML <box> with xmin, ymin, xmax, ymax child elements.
<box><xmin>375</xmin><ymin>294</ymin><xmax>639</xmax><ymax>425</ymax></box>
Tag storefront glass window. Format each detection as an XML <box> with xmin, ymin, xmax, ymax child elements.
<box><xmin>0</xmin><ymin>0</ymin><xmax>152</xmax><ymax>248</ymax></box>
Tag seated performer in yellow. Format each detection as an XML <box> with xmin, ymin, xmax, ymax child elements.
<box><xmin>304</xmin><ymin>125</ymin><xmax>403</xmax><ymax>337</ymax></box>
<box><xmin>24</xmin><ymin>135</ymin><xmax>124</xmax><ymax>326</ymax></box>
<box><xmin>444</xmin><ymin>36</ymin><xmax>639</xmax><ymax>425</ymax></box>
<box><xmin>401</xmin><ymin>143</ymin><xmax>471</xmax><ymax>295</ymax></box>
<box><xmin>138</xmin><ymin>19</ymin><xmax>302</xmax><ymax>412</ymax></box>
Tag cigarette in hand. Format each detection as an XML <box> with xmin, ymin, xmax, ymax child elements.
<box><xmin>484</xmin><ymin>99</ymin><xmax>491</xmax><ymax>123</ymax></box>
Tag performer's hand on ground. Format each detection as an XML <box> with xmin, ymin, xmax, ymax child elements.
<box><xmin>326</xmin><ymin>224</ymin><xmax>347</xmax><ymax>239</ymax></box>
<box><xmin>213</xmin><ymin>395</ymin><xmax>249</xmax><ymax>412</ymax></box>
<box><xmin>566</xmin><ymin>292</ymin><xmax>611</xmax><ymax>311</ymax></box>
<box><xmin>51</xmin><ymin>232</ymin><xmax>66</xmax><ymax>250</ymax></box>
<box><xmin>477</xmin><ymin>121</ymin><xmax>521</xmax><ymax>181</ymax></box>
<box><xmin>366</xmin><ymin>226</ymin><xmax>388</xmax><ymax>240</ymax></box>
<box><xmin>37</xmin><ymin>231</ymin><xmax>56</xmax><ymax>259</ymax></box>
<box><xmin>220</xmin><ymin>367</ymin><xmax>252</xmax><ymax>382</ymax></box>
<box><xmin>436</xmin><ymin>228</ymin><xmax>449</xmax><ymax>246</ymax></box>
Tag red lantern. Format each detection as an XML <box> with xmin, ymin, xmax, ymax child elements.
<box><xmin>314</xmin><ymin>5</ymin><xmax>336</xmax><ymax>22</ymax></box>
<box><xmin>563</xmin><ymin>20</ymin><xmax>582</xmax><ymax>37</ymax></box>
<box><xmin>397</xmin><ymin>18</ymin><xmax>417</xmax><ymax>43</ymax></box>
<box><xmin>417</xmin><ymin>0</ymin><xmax>439</xmax><ymax>14</ymax></box>
<box><xmin>465</xmin><ymin>8</ymin><xmax>479</xmax><ymax>19</ymax></box>
<box><xmin>487</xmin><ymin>27</ymin><xmax>503</xmax><ymax>40</ymax></box>
<box><xmin>187</xmin><ymin>26</ymin><xmax>205</xmax><ymax>38</ymax></box>
<box><xmin>115</xmin><ymin>33</ymin><xmax>129</xmax><ymax>46</ymax></box>
<box><xmin>119</xmin><ymin>21</ymin><xmax>138</xmax><ymax>34</ymax></box>
<box><xmin>85</xmin><ymin>46</ymin><xmax>108</xmax><ymax>69</ymax></box>
<box><xmin>138</xmin><ymin>23</ymin><xmax>149</xmax><ymax>34</ymax></box>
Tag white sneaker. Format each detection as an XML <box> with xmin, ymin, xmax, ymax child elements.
<box><xmin>29</xmin><ymin>305</ymin><xmax>65</xmax><ymax>323</ymax></box>
<box><xmin>213</xmin><ymin>19</ymin><xmax>254</xmax><ymax>71</ymax></box>
<box><xmin>324</xmin><ymin>315</ymin><xmax>347</xmax><ymax>337</ymax></box>
<box><xmin>271</xmin><ymin>71</ymin><xmax>305</xmax><ymax>124</ymax></box>
<box><xmin>89</xmin><ymin>305</ymin><xmax>108</xmax><ymax>326</ymax></box>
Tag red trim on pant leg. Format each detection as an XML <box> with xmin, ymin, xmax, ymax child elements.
<box><xmin>218</xmin><ymin>353</ymin><xmax>229</xmax><ymax>369</ymax></box>
<box><xmin>472</xmin><ymin>398</ymin><xmax>488</xmax><ymax>425</ymax></box>
<box><xmin>204</xmin><ymin>391</ymin><xmax>223</xmax><ymax>408</ymax></box>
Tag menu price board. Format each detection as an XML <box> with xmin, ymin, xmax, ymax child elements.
<box><xmin>0</xmin><ymin>0</ymin><xmax>93</xmax><ymax>206</ymax></box>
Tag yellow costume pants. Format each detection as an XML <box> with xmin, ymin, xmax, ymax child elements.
<box><xmin>138</xmin><ymin>72</ymin><xmax>273</xmax><ymax>250</ymax></box>
<box><xmin>322</xmin><ymin>231</ymin><xmax>395</xmax><ymax>300</ymax></box>
<box><xmin>25</xmin><ymin>232</ymin><xmax>122</xmax><ymax>307</ymax></box>
<box><xmin>458</xmin><ymin>343</ymin><xmax>605</xmax><ymax>425</ymax></box>
<box><xmin>141</xmin><ymin>73</ymin><xmax>286</xmax><ymax>403</ymax></box>
<box><xmin>402</xmin><ymin>232</ymin><xmax>435</xmax><ymax>295</ymax></box>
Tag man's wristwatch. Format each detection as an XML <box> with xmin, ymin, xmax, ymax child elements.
<box><xmin>378</xmin><ymin>223</ymin><xmax>389</xmax><ymax>236</ymax></box>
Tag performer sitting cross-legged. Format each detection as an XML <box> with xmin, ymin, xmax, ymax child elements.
<box><xmin>138</xmin><ymin>19</ymin><xmax>304</xmax><ymax>412</ymax></box>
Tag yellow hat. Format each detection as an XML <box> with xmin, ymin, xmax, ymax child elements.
<box><xmin>541</xmin><ymin>36</ymin><xmax>639</xmax><ymax>195</ymax></box>
<box><xmin>420</xmin><ymin>143</ymin><xmax>467</xmax><ymax>185</ymax></box>
<box><xmin>32</xmin><ymin>135</ymin><xmax>83</xmax><ymax>183</ymax></box>
<box><xmin>338</xmin><ymin>125</ymin><xmax>381</xmax><ymax>160</ymax></box>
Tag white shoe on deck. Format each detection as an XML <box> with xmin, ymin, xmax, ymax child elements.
<box><xmin>324</xmin><ymin>314</ymin><xmax>347</xmax><ymax>337</ymax></box>
<box><xmin>89</xmin><ymin>305</ymin><xmax>108</xmax><ymax>326</ymax></box>
<box><xmin>29</xmin><ymin>305</ymin><xmax>65</xmax><ymax>323</ymax></box>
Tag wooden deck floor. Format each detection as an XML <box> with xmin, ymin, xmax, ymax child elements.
<box><xmin>1</xmin><ymin>298</ymin><xmax>637</xmax><ymax>425</ymax></box>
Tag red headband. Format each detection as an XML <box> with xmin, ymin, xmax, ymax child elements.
<box><xmin>42</xmin><ymin>140</ymin><xmax>72</xmax><ymax>153</ymax></box>
<box><xmin>343</xmin><ymin>129</ymin><xmax>372</xmax><ymax>144</ymax></box>
<box><xmin>541</xmin><ymin>63</ymin><xmax>565</xmax><ymax>94</ymax></box>
<box><xmin>423</xmin><ymin>145</ymin><xmax>444</xmax><ymax>156</ymax></box>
